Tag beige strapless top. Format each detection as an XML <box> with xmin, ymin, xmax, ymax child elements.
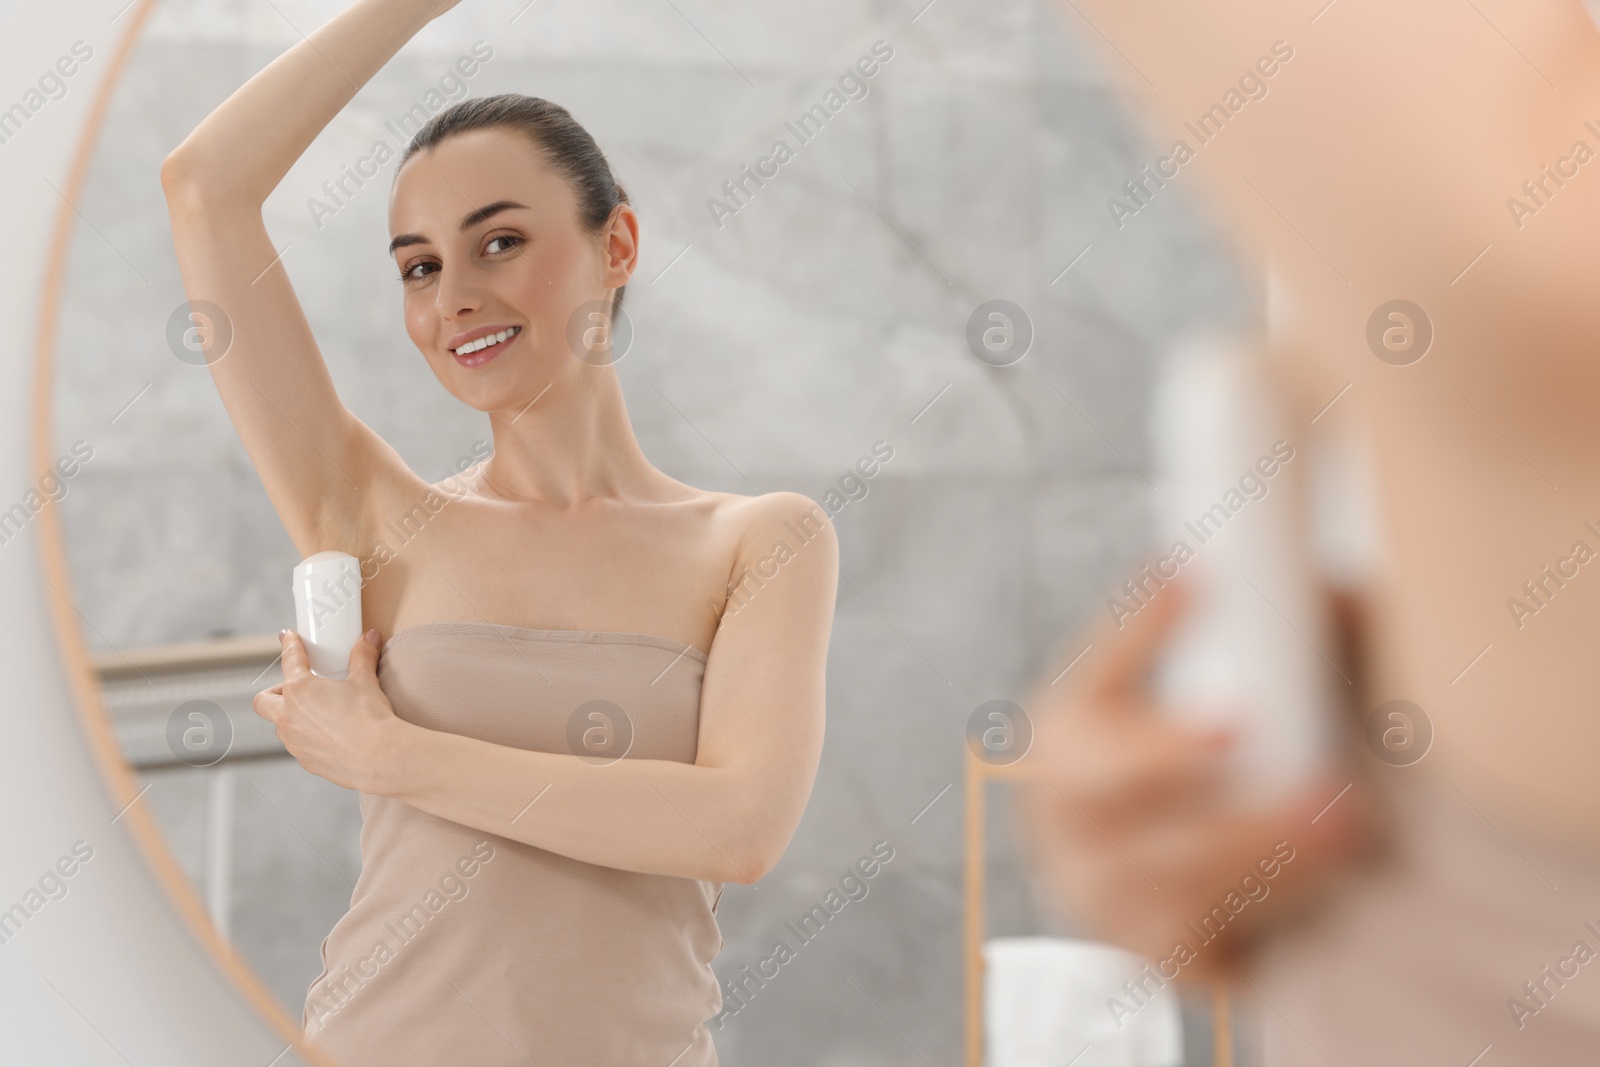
<box><xmin>1252</xmin><ymin>771</ymin><xmax>1600</xmax><ymax>1064</ymax></box>
<box><xmin>301</xmin><ymin>621</ymin><xmax>724</xmax><ymax>1067</ymax></box>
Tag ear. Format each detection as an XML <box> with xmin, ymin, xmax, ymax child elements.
<box><xmin>602</xmin><ymin>202</ymin><xmax>639</xmax><ymax>291</ymax></box>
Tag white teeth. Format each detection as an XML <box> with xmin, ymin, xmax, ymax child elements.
<box><xmin>455</xmin><ymin>326</ymin><xmax>519</xmax><ymax>355</ymax></box>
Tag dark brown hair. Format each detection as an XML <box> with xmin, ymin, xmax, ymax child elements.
<box><xmin>397</xmin><ymin>94</ymin><xmax>632</xmax><ymax>314</ymax></box>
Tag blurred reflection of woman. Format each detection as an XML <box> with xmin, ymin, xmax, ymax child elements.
<box><xmin>1022</xmin><ymin>2</ymin><xmax>1600</xmax><ymax>1063</ymax></box>
<box><xmin>160</xmin><ymin>1</ymin><xmax>836</xmax><ymax>1063</ymax></box>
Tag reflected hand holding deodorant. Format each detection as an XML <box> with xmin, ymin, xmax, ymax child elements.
<box><xmin>292</xmin><ymin>551</ymin><xmax>364</xmax><ymax>680</ymax></box>
<box><xmin>1149</xmin><ymin>332</ymin><xmax>1334</xmax><ymax>806</ymax></box>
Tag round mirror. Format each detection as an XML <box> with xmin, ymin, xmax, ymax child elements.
<box><xmin>24</xmin><ymin>1</ymin><xmax>1244</xmax><ymax>1063</ymax></box>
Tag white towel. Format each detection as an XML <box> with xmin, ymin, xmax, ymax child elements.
<box><xmin>983</xmin><ymin>937</ymin><xmax>1183</xmax><ymax>1067</ymax></box>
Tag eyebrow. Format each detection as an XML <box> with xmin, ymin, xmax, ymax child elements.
<box><xmin>388</xmin><ymin>200</ymin><xmax>530</xmax><ymax>255</ymax></box>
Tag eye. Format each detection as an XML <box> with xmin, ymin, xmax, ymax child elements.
<box><xmin>484</xmin><ymin>233</ymin><xmax>523</xmax><ymax>255</ymax></box>
<box><xmin>394</xmin><ymin>232</ymin><xmax>520</xmax><ymax>283</ymax></box>
<box><xmin>397</xmin><ymin>259</ymin><xmax>437</xmax><ymax>283</ymax></box>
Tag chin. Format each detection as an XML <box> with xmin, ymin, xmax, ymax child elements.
<box><xmin>449</xmin><ymin>373</ymin><xmax>541</xmax><ymax>418</ymax></box>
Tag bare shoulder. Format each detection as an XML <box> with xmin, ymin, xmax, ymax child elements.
<box><xmin>705</xmin><ymin>490</ymin><xmax>839</xmax><ymax>635</ymax></box>
<box><xmin>721</xmin><ymin>490</ymin><xmax>839</xmax><ymax>562</ymax></box>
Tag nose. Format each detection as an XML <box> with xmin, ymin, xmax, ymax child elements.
<box><xmin>434</xmin><ymin>258</ymin><xmax>487</xmax><ymax>322</ymax></box>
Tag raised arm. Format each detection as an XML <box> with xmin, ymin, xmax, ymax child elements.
<box><xmin>1056</xmin><ymin>0</ymin><xmax>1600</xmax><ymax>391</ymax></box>
<box><xmin>159</xmin><ymin>0</ymin><xmax>455</xmax><ymax>557</ymax></box>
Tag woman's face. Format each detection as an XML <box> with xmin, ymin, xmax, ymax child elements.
<box><xmin>387</xmin><ymin>126</ymin><xmax>636</xmax><ymax>413</ymax></box>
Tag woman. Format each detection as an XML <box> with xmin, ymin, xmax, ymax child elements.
<box><xmin>159</xmin><ymin>1</ymin><xmax>837</xmax><ymax>1063</ymax></box>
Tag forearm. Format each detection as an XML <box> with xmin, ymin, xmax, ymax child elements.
<box><xmin>162</xmin><ymin>0</ymin><xmax>443</xmax><ymax>205</ymax></box>
<box><xmin>384</xmin><ymin>722</ymin><xmax>772</xmax><ymax>885</ymax></box>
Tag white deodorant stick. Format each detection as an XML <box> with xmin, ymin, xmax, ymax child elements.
<box><xmin>1148</xmin><ymin>330</ymin><xmax>1335</xmax><ymax>806</ymax></box>
<box><xmin>292</xmin><ymin>551</ymin><xmax>364</xmax><ymax>680</ymax></box>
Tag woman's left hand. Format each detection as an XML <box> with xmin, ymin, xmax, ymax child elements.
<box><xmin>252</xmin><ymin>629</ymin><xmax>412</xmax><ymax>795</ymax></box>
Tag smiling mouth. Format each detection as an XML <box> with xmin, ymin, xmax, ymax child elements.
<box><xmin>451</xmin><ymin>325</ymin><xmax>522</xmax><ymax>364</ymax></box>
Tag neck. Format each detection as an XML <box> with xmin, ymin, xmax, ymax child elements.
<box><xmin>477</xmin><ymin>363</ymin><xmax>657</xmax><ymax>508</ymax></box>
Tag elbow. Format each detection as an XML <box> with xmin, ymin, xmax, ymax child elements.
<box><xmin>159</xmin><ymin>150</ymin><xmax>196</xmax><ymax>200</ymax></box>
<box><xmin>159</xmin><ymin>152</ymin><xmax>209</xmax><ymax>215</ymax></box>
<box><xmin>159</xmin><ymin>150</ymin><xmax>244</xmax><ymax>215</ymax></box>
<box><xmin>728</xmin><ymin>857</ymin><xmax>769</xmax><ymax>887</ymax></box>
<box><xmin>712</xmin><ymin>775</ymin><xmax>799</xmax><ymax>885</ymax></box>
<box><xmin>728</xmin><ymin>838</ymin><xmax>783</xmax><ymax>887</ymax></box>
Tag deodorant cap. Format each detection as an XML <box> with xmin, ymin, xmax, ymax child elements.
<box><xmin>291</xmin><ymin>551</ymin><xmax>364</xmax><ymax>680</ymax></box>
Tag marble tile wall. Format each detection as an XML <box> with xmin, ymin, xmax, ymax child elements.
<box><xmin>50</xmin><ymin>1</ymin><xmax>1251</xmax><ymax>1062</ymax></box>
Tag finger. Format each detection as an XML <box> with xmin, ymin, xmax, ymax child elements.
<box><xmin>1288</xmin><ymin>772</ymin><xmax>1374</xmax><ymax>863</ymax></box>
<box><xmin>1057</xmin><ymin>722</ymin><xmax>1235</xmax><ymax>826</ymax></box>
<box><xmin>1082</xmin><ymin>567</ymin><xmax>1193</xmax><ymax>702</ymax></box>
<box><xmin>251</xmin><ymin>687</ymin><xmax>284</xmax><ymax>724</ymax></box>
<box><xmin>1031</xmin><ymin>753</ymin><xmax>1218</xmax><ymax>859</ymax></box>
<box><xmin>1133</xmin><ymin>777</ymin><xmax>1368</xmax><ymax>906</ymax></box>
<box><xmin>1037</xmin><ymin>802</ymin><xmax>1293</xmax><ymax>955</ymax></box>
<box><xmin>348</xmin><ymin>627</ymin><xmax>382</xmax><ymax>680</ymax></box>
<box><xmin>279</xmin><ymin>629</ymin><xmax>312</xmax><ymax>682</ymax></box>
